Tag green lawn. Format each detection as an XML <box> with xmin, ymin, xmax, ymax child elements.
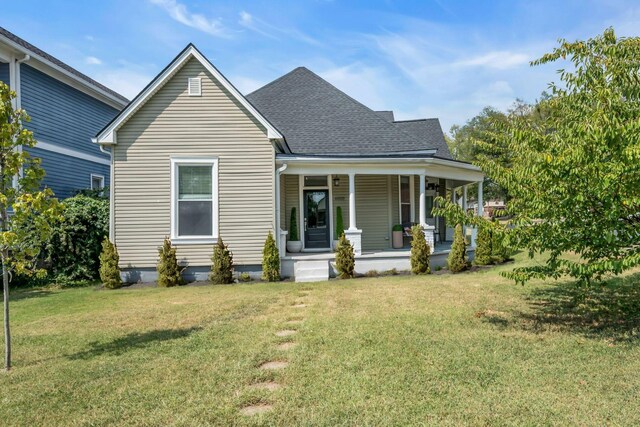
<box><xmin>2</xmin><ymin>254</ymin><xmax>640</xmax><ymax>426</ymax></box>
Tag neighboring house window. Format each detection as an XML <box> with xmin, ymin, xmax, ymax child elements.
<box><xmin>399</xmin><ymin>175</ymin><xmax>415</xmax><ymax>224</ymax></box>
<box><xmin>90</xmin><ymin>174</ymin><xmax>105</xmax><ymax>190</ymax></box>
<box><xmin>171</xmin><ymin>158</ymin><xmax>218</xmax><ymax>243</ymax></box>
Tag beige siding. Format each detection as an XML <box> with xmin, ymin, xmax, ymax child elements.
<box><xmin>355</xmin><ymin>175</ymin><xmax>390</xmax><ymax>251</ymax></box>
<box><xmin>114</xmin><ymin>58</ymin><xmax>274</xmax><ymax>267</ymax></box>
<box><xmin>282</xmin><ymin>175</ymin><xmax>299</xmax><ymax>234</ymax></box>
<box><xmin>390</xmin><ymin>175</ymin><xmax>399</xmax><ymax>227</ymax></box>
<box><xmin>332</xmin><ymin>174</ymin><xmax>349</xmax><ymax>237</ymax></box>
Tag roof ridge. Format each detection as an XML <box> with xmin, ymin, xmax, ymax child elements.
<box><xmin>246</xmin><ymin>66</ymin><xmax>307</xmax><ymax>97</ymax></box>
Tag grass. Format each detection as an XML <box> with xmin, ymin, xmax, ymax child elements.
<box><xmin>1</xmin><ymin>253</ymin><xmax>640</xmax><ymax>426</ymax></box>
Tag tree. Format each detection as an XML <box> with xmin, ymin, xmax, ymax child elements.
<box><xmin>490</xmin><ymin>219</ymin><xmax>510</xmax><ymax>264</ymax></box>
<box><xmin>335</xmin><ymin>233</ymin><xmax>355</xmax><ymax>279</ymax></box>
<box><xmin>477</xmin><ymin>28</ymin><xmax>640</xmax><ymax>285</ymax></box>
<box><xmin>99</xmin><ymin>238</ymin><xmax>122</xmax><ymax>289</ymax></box>
<box><xmin>0</xmin><ymin>83</ymin><xmax>61</xmax><ymax>370</ymax></box>
<box><xmin>447</xmin><ymin>224</ymin><xmax>468</xmax><ymax>273</ymax></box>
<box><xmin>262</xmin><ymin>231</ymin><xmax>280</xmax><ymax>282</ymax></box>
<box><xmin>210</xmin><ymin>237</ymin><xmax>234</xmax><ymax>284</ymax></box>
<box><xmin>410</xmin><ymin>225</ymin><xmax>431</xmax><ymax>274</ymax></box>
<box><xmin>289</xmin><ymin>208</ymin><xmax>298</xmax><ymax>241</ymax></box>
<box><xmin>157</xmin><ymin>238</ymin><xmax>184</xmax><ymax>287</ymax></box>
<box><xmin>335</xmin><ymin>206</ymin><xmax>344</xmax><ymax>240</ymax></box>
<box><xmin>474</xmin><ymin>225</ymin><xmax>493</xmax><ymax>266</ymax></box>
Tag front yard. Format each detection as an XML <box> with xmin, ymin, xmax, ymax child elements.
<box><xmin>2</xmin><ymin>253</ymin><xmax>640</xmax><ymax>426</ymax></box>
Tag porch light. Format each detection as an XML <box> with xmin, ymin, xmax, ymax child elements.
<box><xmin>333</xmin><ymin>177</ymin><xmax>340</xmax><ymax>186</ymax></box>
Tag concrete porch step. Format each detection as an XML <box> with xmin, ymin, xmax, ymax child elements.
<box><xmin>294</xmin><ymin>260</ymin><xmax>329</xmax><ymax>283</ymax></box>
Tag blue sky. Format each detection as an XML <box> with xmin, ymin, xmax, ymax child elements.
<box><xmin>3</xmin><ymin>0</ymin><xmax>640</xmax><ymax>132</ymax></box>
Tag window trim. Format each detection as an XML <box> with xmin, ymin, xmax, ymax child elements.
<box><xmin>170</xmin><ymin>157</ymin><xmax>218</xmax><ymax>245</ymax></box>
<box><xmin>90</xmin><ymin>174</ymin><xmax>105</xmax><ymax>190</ymax></box>
<box><xmin>398</xmin><ymin>175</ymin><xmax>415</xmax><ymax>224</ymax></box>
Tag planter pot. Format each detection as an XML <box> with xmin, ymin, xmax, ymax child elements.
<box><xmin>392</xmin><ymin>230</ymin><xmax>404</xmax><ymax>249</ymax></box>
<box><xmin>332</xmin><ymin>240</ymin><xmax>339</xmax><ymax>251</ymax></box>
<box><xmin>286</xmin><ymin>240</ymin><xmax>303</xmax><ymax>253</ymax></box>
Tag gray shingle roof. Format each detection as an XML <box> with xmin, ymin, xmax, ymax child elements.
<box><xmin>393</xmin><ymin>119</ymin><xmax>452</xmax><ymax>159</ymax></box>
<box><xmin>375</xmin><ymin>110</ymin><xmax>395</xmax><ymax>122</ymax></box>
<box><xmin>246</xmin><ymin>67</ymin><xmax>448</xmax><ymax>156</ymax></box>
<box><xmin>0</xmin><ymin>26</ymin><xmax>128</xmax><ymax>104</ymax></box>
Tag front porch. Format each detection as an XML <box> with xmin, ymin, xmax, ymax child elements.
<box><xmin>275</xmin><ymin>155</ymin><xmax>485</xmax><ymax>281</ymax></box>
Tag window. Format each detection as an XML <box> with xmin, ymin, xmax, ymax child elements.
<box><xmin>304</xmin><ymin>175</ymin><xmax>328</xmax><ymax>187</ymax></box>
<box><xmin>171</xmin><ymin>158</ymin><xmax>218</xmax><ymax>243</ymax></box>
<box><xmin>90</xmin><ymin>174</ymin><xmax>104</xmax><ymax>191</ymax></box>
<box><xmin>399</xmin><ymin>175</ymin><xmax>414</xmax><ymax>224</ymax></box>
<box><xmin>188</xmin><ymin>77</ymin><xmax>202</xmax><ymax>96</ymax></box>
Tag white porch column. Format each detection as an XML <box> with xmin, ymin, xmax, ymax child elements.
<box><xmin>344</xmin><ymin>172</ymin><xmax>362</xmax><ymax>255</ymax></box>
<box><xmin>462</xmin><ymin>185</ymin><xmax>468</xmax><ymax>212</ymax></box>
<box><xmin>477</xmin><ymin>180</ymin><xmax>484</xmax><ymax>217</ymax></box>
<box><xmin>419</xmin><ymin>174</ymin><xmax>435</xmax><ymax>253</ymax></box>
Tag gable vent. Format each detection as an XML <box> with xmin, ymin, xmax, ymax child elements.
<box><xmin>188</xmin><ymin>77</ymin><xmax>202</xmax><ymax>96</ymax></box>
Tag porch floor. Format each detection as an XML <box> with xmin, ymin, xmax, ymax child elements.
<box><xmin>284</xmin><ymin>241</ymin><xmax>453</xmax><ymax>260</ymax></box>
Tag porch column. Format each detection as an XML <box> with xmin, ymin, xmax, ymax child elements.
<box><xmin>419</xmin><ymin>174</ymin><xmax>435</xmax><ymax>253</ymax></box>
<box><xmin>462</xmin><ymin>185</ymin><xmax>468</xmax><ymax>243</ymax></box>
<box><xmin>344</xmin><ymin>172</ymin><xmax>362</xmax><ymax>255</ymax></box>
<box><xmin>477</xmin><ymin>180</ymin><xmax>484</xmax><ymax>217</ymax></box>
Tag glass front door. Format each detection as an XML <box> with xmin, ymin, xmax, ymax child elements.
<box><xmin>304</xmin><ymin>190</ymin><xmax>330</xmax><ymax>249</ymax></box>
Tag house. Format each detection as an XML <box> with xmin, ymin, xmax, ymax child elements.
<box><xmin>93</xmin><ymin>44</ymin><xmax>484</xmax><ymax>282</ymax></box>
<box><xmin>0</xmin><ymin>27</ymin><xmax>128</xmax><ymax>198</ymax></box>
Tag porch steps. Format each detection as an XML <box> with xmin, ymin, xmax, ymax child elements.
<box><xmin>294</xmin><ymin>260</ymin><xmax>329</xmax><ymax>283</ymax></box>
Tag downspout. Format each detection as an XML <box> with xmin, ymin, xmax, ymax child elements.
<box><xmin>99</xmin><ymin>144</ymin><xmax>115</xmax><ymax>242</ymax></box>
<box><xmin>274</xmin><ymin>163</ymin><xmax>288</xmax><ymax>252</ymax></box>
<box><xmin>14</xmin><ymin>55</ymin><xmax>30</xmax><ymax>185</ymax></box>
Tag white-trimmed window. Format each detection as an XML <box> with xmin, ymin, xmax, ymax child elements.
<box><xmin>399</xmin><ymin>175</ymin><xmax>415</xmax><ymax>224</ymax></box>
<box><xmin>171</xmin><ymin>158</ymin><xmax>218</xmax><ymax>244</ymax></box>
<box><xmin>90</xmin><ymin>174</ymin><xmax>105</xmax><ymax>190</ymax></box>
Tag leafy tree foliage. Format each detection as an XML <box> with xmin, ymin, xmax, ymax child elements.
<box><xmin>477</xmin><ymin>28</ymin><xmax>640</xmax><ymax>285</ymax></box>
<box><xmin>157</xmin><ymin>238</ymin><xmax>184</xmax><ymax>287</ymax></box>
<box><xmin>0</xmin><ymin>83</ymin><xmax>61</xmax><ymax>370</ymax></box>
<box><xmin>335</xmin><ymin>233</ymin><xmax>355</xmax><ymax>279</ymax></box>
<box><xmin>210</xmin><ymin>237</ymin><xmax>234</xmax><ymax>284</ymax></box>
<box><xmin>491</xmin><ymin>219</ymin><xmax>510</xmax><ymax>264</ymax></box>
<box><xmin>447</xmin><ymin>224</ymin><xmax>468</xmax><ymax>273</ymax></box>
<box><xmin>474</xmin><ymin>225</ymin><xmax>493</xmax><ymax>266</ymax></box>
<box><xmin>99</xmin><ymin>238</ymin><xmax>122</xmax><ymax>289</ymax></box>
<box><xmin>262</xmin><ymin>231</ymin><xmax>280</xmax><ymax>282</ymax></box>
<box><xmin>410</xmin><ymin>225</ymin><xmax>431</xmax><ymax>274</ymax></box>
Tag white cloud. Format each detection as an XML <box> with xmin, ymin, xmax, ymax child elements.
<box><xmin>319</xmin><ymin>63</ymin><xmax>396</xmax><ymax>110</ymax></box>
<box><xmin>85</xmin><ymin>56</ymin><xmax>102</xmax><ymax>65</ymax></box>
<box><xmin>233</xmin><ymin>75</ymin><xmax>266</xmax><ymax>94</ymax></box>
<box><xmin>455</xmin><ymin>51</ymin><xmax>530</xmax><ymax>69</ymax></box>
<box><xmin>149</xmin><ymin>0</ymin><xmax>228</xmax><ymax>38</ymax></box>
<box><xmin>93</xmin><ymin>69</ymin><xmax>153</xmax><ymax>99</ymax></box>
<box><xmin>237</xmin><ymin>10</ymin><xmax>321</xmax><ymax>45</ymax></box>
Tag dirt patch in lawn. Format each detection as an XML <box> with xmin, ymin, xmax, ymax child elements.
<box><xmin>249</xmin><ymin>381</ymin><xmax>282</xmax><ymax>391</ymax></box>
<box><xmin>239</xmin><ymin>404</ymin><xmax>273</xmax><ymax>416</ymax></box>
<box><xmin>259</xmin><ymin>361</ymin><xmax>288</xmax><ymax>370</ymax></box>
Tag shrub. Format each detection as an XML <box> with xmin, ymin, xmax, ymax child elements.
<box><xmin>44</xmin><ymin>195</ymin><xmax>109</xmax><ymax>282</ymax></box>
<box><xmin>335</xmin><ymin>233</ymin><xmax>355</xmax><ymax>279</ymax></box>
<box><xmin>448</xmin><ymin>224</ymin><xmax>468</xmax><ymax>273</ymax></box>
<box><xmin>157</xmin><ymin>238</ymin><xmax>184</xmax><ymax>287</ymax></box>
<box><xmin>289</xmin><ymin>208</ymin><xmax>299</xmax><ymax>241</ymax></box>
<box><xmin>99</xmin><ymin>238</ymin><xmax>122</xmax><ymax>289</ymax></box>
<box><xmin>239</xmin><ymin>272</ymin><xmax>252</xmax><ymax>282</ymax></box>
<box><xmin>392</xmin><ymin>224</ymin><xmax>403</xmax><ymax>232</ymax></box>
<box><xmin>262</xmin><ymin>231</ymin><xmax>280</xmax><ymax>282</ymax></box>
<box><xmin>335</xmin><ymin>206</ymin><xmax>345</xmax><ymax>239</ymax></box>
<box><xmin>491</xmin><ymin>219</ymin><xmax>510</xmax><ymax>264</ymax></box>
<box><xmin>365</xmin><ymin>270</ymin><xmax>379</xmax><ymax>277</ymax></box>
<box><xmin>474</xmin><ymin>224</ymin><xmax>493</xmax><ymax>266</ymax></box>
<box><xmin>410</xmin><ymin>225</ymin><xmax>431</xmax><ymax>274</ymax></box>
<box><xmin>209</xmin><ymin>237</ymin><xmax>234</xmax><ymax>284</ymax></box>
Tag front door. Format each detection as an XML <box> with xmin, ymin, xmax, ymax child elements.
<box><xmin>304</xmin><ymin>190</ymin><xmax>330</xmax><ymax>249</ymax></box>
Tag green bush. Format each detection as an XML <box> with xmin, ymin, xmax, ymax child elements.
<box><xmin>157</xmin><ymin>238</ymin><xmax>184</xmax><ymax>287</ymax></box>
<box><xmin>99</xmin><ymin>238</ymin><xmax>122</xmax><ymax>289</ymax></box>
<box><xmin>289</xmin><ymin>208</ymin><xmax>299</xmax><ymax>241</ymax></box>
<box><xmin>448</xmin><ymin>224</ymin><xmax>468</xmax><ymax>273</ymax></box>
<box><xmin>474</xmin><ymin>224</ymin><xmax>493</xmax><ymax>266</ymax></box>
<box><xmin>491</xmin><ymin>219</ymin><xmax>510</xmax><ymax>264</ymax></box>
<box><xmin>410</xmin><ymin>225</ymin><xmax>431</xmax><ymax>274</ymax></box>
<box><xmin>335</xmin><ymin>233</ymin><xmax>355</xmax><ymax>279</ymax></box>
<box><xmin>209</xmin><ymin>237</ymin><xmax>234</xmax><ymax>284</ymax></box>
<box><xmin>44</xmin><ymin>195</ymin><xmax>109</xmax><ymax>282</ymax></box>
<box><xmin>392</xmin><ymin>224</ymin><xmax>403</xmax><ymax>232</ymax></box>
<box><xmin>262</xmin><ymin>231</ymin><xmax>280</xmax><ymax>282</ymax></box>
<box><xmin>239</xmin><ymin>272</ymin><xmax>252</xmax><ymax>282</ymax></box>
<box><xmin>335</xmin><ymin>206</ymin><xmax>345</xmax><ymax>239</ymax></box>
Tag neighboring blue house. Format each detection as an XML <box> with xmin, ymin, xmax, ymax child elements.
<box><xmin>0</xmin><ymin>27</ymin><xmax>128</xmax><ymax>198</ymax></box>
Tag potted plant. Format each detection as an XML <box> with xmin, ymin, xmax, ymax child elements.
<box><xmin>333</xmin><ymin>206</ymin><xmax>345</xmax><ymax>250</ymax></box>
<box><xmin>286</xmin><ymin>207</ymin><xmax>303</xmax><ymax>253</ymax></box>
<box><xmin>392</xmin><ymin>224</ymin><xmax>404</xmax><ymax>249</ymax></box>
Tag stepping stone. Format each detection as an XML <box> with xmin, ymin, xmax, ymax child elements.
<box><xmin>249</xmin><ymin>381</ymin><xmax>282</xmax><ymax>391</ymax></box>
<box><xmin>285</xmin><ymin>319</ymin><xmax>303</xmax><ymax>325</ymax></box>
<box><xmin>275</xmin><ymin>329</ymin><xmax>297</xmax><ymax>337</ymax></box>
<box><xmin>259</xmin><ymin>361</ymin><xmax>288</xmax><ymax>370</ymax></box>
<box><xmin>277</xmin><ymin>342</ymin><xmax>297</xmax><ymax>351</ymax></box>
<box><xmin>291</xmin><ymin>303</ymin><xmax>307</xmax><ymax>308</ymax></box>
<box><xmin>239</xmin><ymin>404</ymin><xmax>273</xmax><ymax>416</ymax></box>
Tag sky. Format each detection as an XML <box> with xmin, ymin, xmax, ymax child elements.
<box><xmin>3</xmin><ymin>0</ymin><xmax>640</xmax><ymax>133</ymax></box>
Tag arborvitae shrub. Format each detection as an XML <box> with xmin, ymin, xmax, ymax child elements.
<box><xmin>474</xmin><ymin>224</ymin><xmax>493</xmax><ymax>265</ymax></box>
<box><xmin>209</xmin><ymin>237</ymin><xmax>234</xmax><ymax>284</ymax></box>
<box><xmin>157</xmin><ymin>237</ymin><xmax>184</xmax><ymax>287</ymax></box>
<box><xmin>491</xmin><ymin>219</ymin><xmax>510</xmax><ymax>263</ymax></box>
<box><xmin>410</xmin><ymin>225</ymin><xmax>431</xmax><ymax>274</ymax></box>
<box><xmin>447</xmin><ymin>224</ymin><xmax>468</xmax><ymax>273</ymax></box>
<box><xmin>335</xmin><ymin>233</ymin><xmax>355</xmax><ymax>279</ymax></box>
<box><xmin>289</xmin><ymin>208</ymin><xmax>299</xmax><ymax>241</ymax></box>
<box><xmin>99</xmin><ymin>238</ymin><xmax>122</xmax><ymax>289</ymax></box>
<box><xmin>262</xmin><ymin>231</ymin><xmax>280</xmax><ymax>282</ymax></box>
<box><xmin>335</xmin><ymin>206</ymin><xmax>344</xmax><ymax>239</ymax></box>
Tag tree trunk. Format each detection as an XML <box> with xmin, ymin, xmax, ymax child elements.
<box><xmin>2</xmin><ymin>250</ymin><xmax>9</xmax><ymax>371</ymax></box>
